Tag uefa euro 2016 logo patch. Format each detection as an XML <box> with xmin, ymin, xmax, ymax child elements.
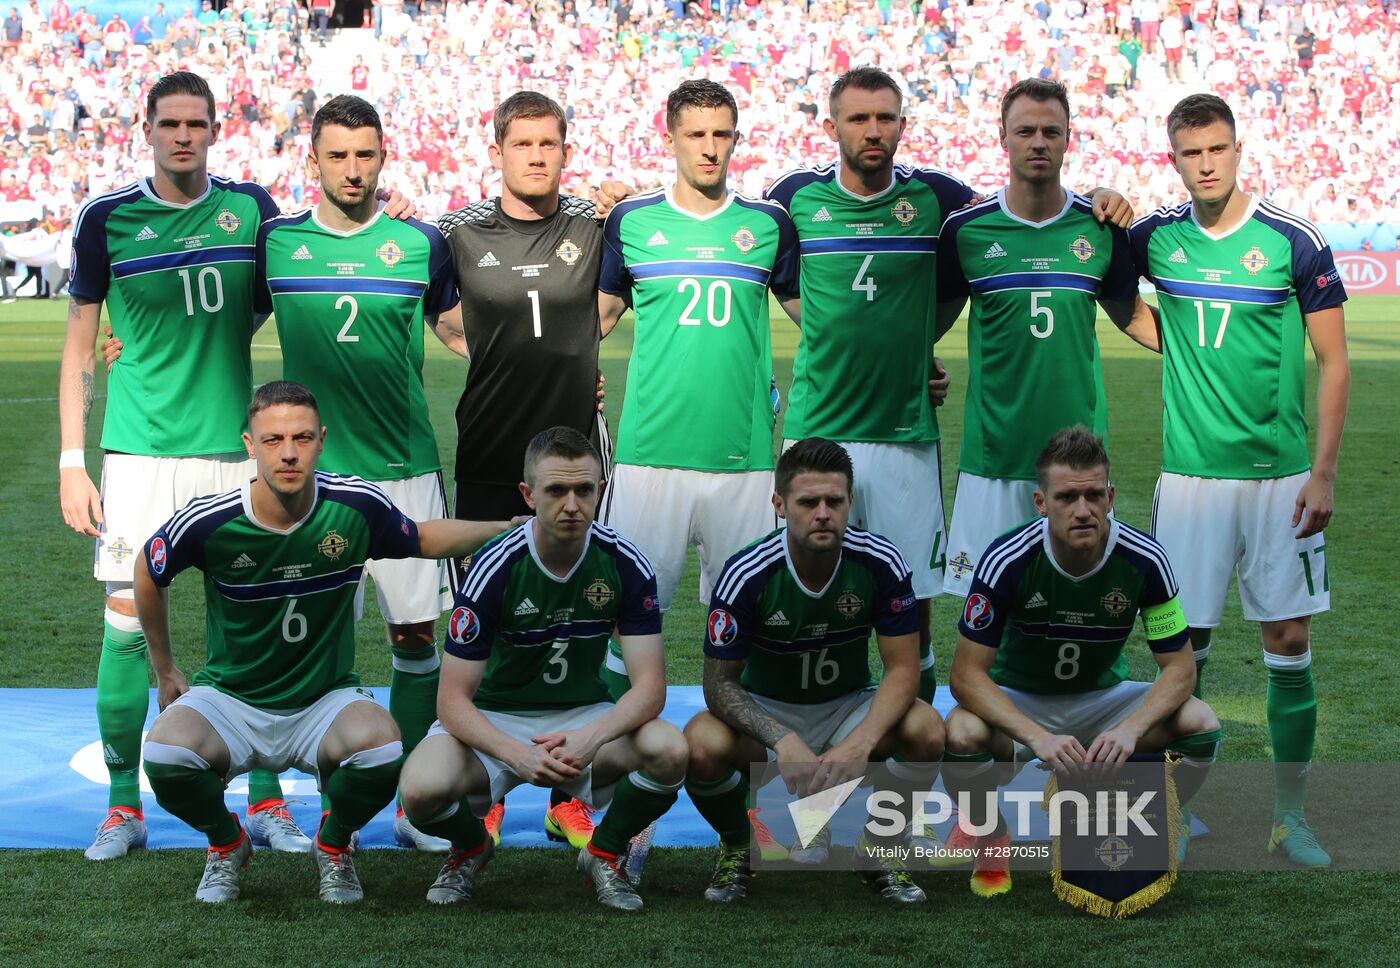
<box><xmin>891</xmin><ymin>197</ymin><xmax>917</xmax><ymax>225</ymax></box>
<box><xmin>730</xmin><ymin>227</ymin><xmax>756</xmax><ymax>253</ymax></box>
<box><xmin>317</xmin><ymin>529</ymin><xmax>348</xmax><ymax>560</ymax></box>
<box><xmin>1070</xmin><ymin>234</ymin><xmax>1096</xmax><ymax>262</ymax></box>
<box><xmin>376</xmin><ymin>240</ymin><xmax>404</xmax><ymax>267</ymax></box>
<box><xmin>148</xmin><ymin>537</ymin><xmax>168</xmax><ymax>575</ymax></box>
<box><xmin>448</xmin><ymin>606</ymin><xmax>480</xmax><ymax>644</ymax></box>
<box><xmin>556</xmin><ymin>238</ymin><xmax>581</xmax><ymax>265</ymax></box>
<box><xmin>1100</xmin><ymin>587</ymin><xmax>1131</xmax><ymax>616</ymax></box>
<box><xmin>708</xmin><ymin>608</ymin><xmax>739</xmax><ymax>647</ymax></box>
<box><xmin>963</xmin><ymin>592</ymin><xmax>994</xmax><ymax>631</ymax></box>
<box><xmin>584</xmin><ymin>580</ymin><xmax>614</xmax><ymax>608</ymax></box>
<box><xmin>215</xmin><ymin>209</ymin><xmax>241</xmax><ymax>234</ymax></box>
<box><xmin>835</xmin><ymin>589</ymin><xmax>864</xmax><ymax>619</ymax></box>
<box><xmin>1240</xmin><ymin>245</ymin><xmax>1269</xmax><ymax>275</ymax></box>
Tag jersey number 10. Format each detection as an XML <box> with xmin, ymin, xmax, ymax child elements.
<box><xmin>178</xmin><ymin>267</ymin><xmax>225</xmax><ymax>316</ymax></box>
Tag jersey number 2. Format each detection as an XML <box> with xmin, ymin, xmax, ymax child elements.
<box><xmin>336</xmin><ymin>296</ymin><xmax>359</xmax><ymax>342</ymax></box>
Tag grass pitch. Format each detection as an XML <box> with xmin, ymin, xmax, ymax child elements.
<box><xmin>1</xmin><ymin>296</ymin><xmax>1398</xmax><ymax>966</ymax></box>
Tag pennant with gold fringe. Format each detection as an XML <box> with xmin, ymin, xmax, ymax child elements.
<box><xmin>1043</xmin><ymin>753</ymin><xmax>1180</xmax><ymax>919</ymax></box>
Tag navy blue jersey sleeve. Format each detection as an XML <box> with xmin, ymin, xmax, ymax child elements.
<box><xmin>704</xmin><ymin>570</ymin><xmax>757</xmax><ymax>662</ymax></box>
<box><xmin>872</xmin><ymin>567</ymin><xmax>919</xmax><ymax>638</ymax></box>
<box><xmin>1127</xmin><ymin>215</ymin><xmax>1156</xmax><ymax>281</ymax></box>
<box><xmin>935</xmin><ymin>213</ymin><xmax>971</xmax><ymax>305</ymax></box>
<box><xmin>956</xmin><ymin>527</ymin><xmax>1035</xmax><ymax>646</ymax></box>
<box><xmin>611</xmin><ymin>539</ymin><xmax>663</xmax><ymax>637</ymax></box>
<box><xmin>364</xmin><ymin>497</ymin><xmax>421</xmax><ymax>561</ymax></box>
<box><xmin>144</xmin><ymin>520</ymin><xmax>196</xmax><ymax>587</ymax></box>
<box><xmin>419</xmin><ymin>219</ymin><xmax>460</xmax><ymax>315</ymax></box>
<box><xmin>442</xmin><ymin>532</ymin><xmax>523</xmax><ymax>661</ymax></box>
<box><xmin>598</xmin><ymin>206</ymin><xmax>633</xmax><ymax>300</ymax></box>
<box><xmin>141</xmin><ymin>490</ymin><xmax>242</xmax><ymax>586</ymax></box>
<box><xmin>225</xmin><ymin>178</ymin><xmax>281</xmax><ymax>224</ymax></box>
<box><xmin>253</xmin><ymin>220</ymin><xmax>274</xmax><ymax>315</ymax></box>
<box><xmin>910</xmin><ymin>168</ymin><xmax>976</xmax><ymax>229</ymax></box>
<box><xmin>1292</xmin><ymin>236</ymin><xmax>1347</xmax><ymax>314</ymax></box>
<box><xmin>768</xmin><ymin>207</ymin><xmax>801</xmax><ymax>299</ymax></box>
<box><xmin>1113</xmin><ymin>525</ymin><xmax>1189</xmax><ymax>654</ymax></box>
<box><xmin>68</xmin><ymin>194</ymin><xmax>115</xmax><ymax>302</ymax></box>
<box><xmin>1098</xmin><ymin>225</ymin><xmax>1140</xmax><ymax>306</ymax></box>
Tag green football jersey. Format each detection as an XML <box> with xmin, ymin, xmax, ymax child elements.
<box><xmin>704</xmin><ymin>527</ymin><xmax>919</xmax><ymax>705</ymax></box>
<box><xmin>1129</xmin><ymin>196</ymin><xmax>1347</xmax><ymax>479</ymax></box>
<box><xmin>445</xmin><ymin>522</ymin><xmax>661</xmax><ymax>712</ymax></box>
<box><xmin>764</xmin><ymin>163</ymin><xmax>975</xmax><ymax>443</ymax></box>
<box><xmin>70</xmin><ymin>176</ymin><xmax>279</xmax><ymax>456</ymax></box>
<box><xmin>599</xmin><ymin>189</ymin><xmax>800</xmax><ymax>472</ymax></box>
<box><xmin>958</xmin><ymin>518</ymin><xmax>1188</xmax><ymax>695</ymax></box>
<box><xmin>144</xmin><ymin>472</ymin><xmax>421</xmax><ymax>709</ymax></box>
<box><xmin>938</xmin><ymin>190</ymin><xmax>1139</xmax><ymax>479</ymax></box>
<box><xmin>255</xmin><ymin>210</ymin><xmax>458</xmax><ymax>480</ymax></box>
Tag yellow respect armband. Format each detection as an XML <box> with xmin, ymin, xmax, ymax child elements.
<box><xmin>1142</xmin><ymin>596</ymin><xmax>1188</xmax><ymax>641</ymax></box>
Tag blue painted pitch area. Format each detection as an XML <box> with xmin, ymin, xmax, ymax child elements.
<box><xmin>0</xmin><ymin>685</ymin><xmax>1203</xmax><ymax>849</ymax></box>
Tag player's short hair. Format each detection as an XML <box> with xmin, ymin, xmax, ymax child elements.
<box><xmin>1000</xmin><ymin>78</ymin><xmax>1071</xmax><ymax>129</ymax></box>
<box><xmin>665</xmin><ymin>79</ymin><xmax>738</xmax><ymax>131</ymax></box>
<box><xmin>493</xmin><ymin>91</ymin><xmax>567</xmax><ymax>144</ymax></box>
<box><xmin>145</xmin><ymin>71</ymin><xmax>216</xmax><ymax>125</ymax></box>
<box><xmin>1167</xmin><ymin>93</ymin><xmax>1236</xmax><ymax>143</ymax></box>
<box><xmin>311</xmin><ymin>94</ymin><xmax>383</xmax><ymax>149</ymax></box>
<box><xmin>523</xmin><ymin>426</ymin><xmax>601</xmax><ymax>481</ymax></box>
<box><xmin>829</xmin><ymin>67</ymin><xmax>903</xmax><ymax>116</ymax></box>
<box><xmin>248</xmin><ymin>381</ymin><xmax>319</xmax><ymax>422</ymax></box>
<box><xmin>776</xmin><ymin>437</ymin><xmax>854</xmax><ymax>496</ymax></box>
<box><xmin>1034</xmin><ymin>426</ymin><xmax>1110</xmax><ymax>490</ymax></box>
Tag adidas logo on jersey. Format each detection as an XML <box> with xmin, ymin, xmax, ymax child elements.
<box><xmin>1169</xmin><ymin>247</ymin><xmax>1188</xmax><ymax>264</ymax></box>
<box><xmin>811</xmin><ymin>206</ymin><xmax>832</xmax><ymax>222</ymax></box>
<box><xmin>984</xmin><ymin>242</ymin><xmax>1007</xmax><ymax>259</ymax></box>
<box><xmin>135</xmin><ymin>225</ymin><xmax>158</xmax><ymax>241</ymax></box>
<box><xmin>765</xmin><ymin>610</ymin><xmax>790</xmax><ymax>626</ymax></box>
<box><xmin>291</xmin><ymin>244</ymin><xmax>313</xmax><ymax>261</ymax></box>
<box><xmin>1025</xmin><ymin>591</ymin><xmax>1048</xmax><ymax>609</ymax></box>
<box><xmin>646</xmin><ymin>230</ymin><xmax>669</xmax><ymax>247</ymax></box>
<box><xmin>514</xmin><ymin>597</ymin><xmax>539</xmax><ymax>616</ymax></box>
<box><xmin>477</xmin><ymin>251</ymin><xmax>501</xmax><ymax>267</ymax></box>
<box><xmin>231</xmin><ymin>553</ymin><xmax>257</xmax><ymax>569</ymax></box>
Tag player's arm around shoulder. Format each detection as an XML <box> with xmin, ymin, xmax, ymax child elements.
<box><xmin>58</xmin><ymin>295</ymin><xmax>105</xmax><ymax>535</ymax></box>
<box><xmin>415</xmin><ymin>516</ymin><xmax>523</xmax><ymax>559</ymax></box>
<box><xmin>1296</xmin><ymin>304</ymin><xmax>1350</xmax><ymax>538</ymax></box>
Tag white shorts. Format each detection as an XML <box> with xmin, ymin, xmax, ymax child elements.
<box><xmin>95</xmin><ymin>452</ymin><xmax>252</xmax><ymax>583</ymax></box>
<box><xmin>169</xmin><ymin>684</ymin><xmax>376</xmax><ymax>782</ymax></box>
<box><xmin>1152</xmin><ymin>471</ymin><xmax>1328</xmax><ymax>626</ymax></box>
<box><xmin>788</xmin><ymin>439</ymin><xmax>946</xmax><ymax>599</ymax></box>
<box><xmin>601</xmin><ymin>463</ymin><xmax>776</xmax><ymax>610</ymax></box>
<box><xmin>357</xmin><ymin>471</ymin><xmax>454</xmax><ymax>625</ymax></box>
<box><xmin>1000</xmin><ymin>680</ymin><xmax>1152</xmax><ymax>763</ymax></box>
<box><xmin>426</xmin><ymin>702</ymin><xmax>619</xmax><ymax>816</ymax></box>
<box><xmin>943</xmin><ymin>473</ymin><xmax>1040</xmax><ymax>597</ymax></box>
<box><xmin>752</xmin><ymin>687</ymin><xmax>877</xmax><ymax>755</ymax></box>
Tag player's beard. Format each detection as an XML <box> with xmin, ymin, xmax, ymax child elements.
<box><xmin>843</xmin><ymin>141</ymin><xmax>894</xmax><ymax>175</ymax></box>
<box><xmin>326</xmin><ymin>181</ymin><xmax>378</xmax><ymax>217</ymax></box>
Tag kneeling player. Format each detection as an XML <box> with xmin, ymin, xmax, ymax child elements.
<box><xmin>943</xmin><ymin>427</ymin><xmax>1221</xmax><ymax>897</ymax></box>
<box><xmin>135</xmin><ymin>382</ymin><xmax>514</xmax><ymax>904</ymax></box>
<box><xmin>398</xmin><ymin>428</ymin><xmax>687</xmax><ymax>911</ymax></box>
<box><xmin>684</xmin><ymin>438</ymin><xmax>944</xmax><ymax>905</ymax></box>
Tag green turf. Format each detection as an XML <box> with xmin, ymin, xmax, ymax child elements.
<box><xmin>2</xmin><ymin>295</ymin><xmax>1398</xmax><ymax>964</ymax></box>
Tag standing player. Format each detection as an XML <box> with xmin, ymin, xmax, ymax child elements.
<box><xmin>58</xmin><ymin>71</ymin><xmax>305</xmax><ymax>859</ymax></box>
<box><xmin>765</xmin><ymin>68</ymin><xmax>1131</xmax><ymax>700</ymax></box>
<box><xmin>254</xmin><ymin>95</ymin><xmax>459</xmax><ymax>852</ymax></box>
<box><xmin>684</xmin><ymin>438</ymin><xmax>943</xmax><ymax>904</ymax></box>
<box><xmin>1130</xmin><ymin>95</ymin><xmax>1349</xmax><ymax>866</ymax></box>
<box><xmin>398</xmin><ymin>428</ymin><xmax>689</xmax><ymax>911</ymax></box>
<box><xmin>597</xmin><ymin>79</ymin><xmax>800</xmax><ymax>622</ymax></box>
<box><xmin>936</xmin><ymin>79</ymin><xmax>1156</xmax><ymax>597</ymax></box>
<box><xmin>435</xmin><ymin>91</ymin><xmax>615</xmax><ymax>850</ymax></box>
<box><xmin>135</xmin><ymin>381</ymin><xmax>515</xmax><ymax>903</ymax></box>
<box><xmin>943</xmin><ymin>427</ymin><xmax>1221</xmax><ymax>897</ymax></box>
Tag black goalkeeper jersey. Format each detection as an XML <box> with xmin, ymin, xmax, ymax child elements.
<box><xmin>439</xmin><ymin>195</ymin><xmax>606</xmax><ymax>488</ymax></box>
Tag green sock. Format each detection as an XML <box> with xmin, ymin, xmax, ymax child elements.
<box><xmin>591</xmin><ymin>771</ymin><xmax>682</xmax><ymax>855</ymax></box>
<box><xmin>918</xmin><ymin>643</ymin><xmax>937</xmax><ymax>705</ymax></box>
<box><xmin>686</xmin><ymin>770</ymin><xmax>751</xmax><ymax>848</ymax></box>
<box><xmin>389</xmin><ymin>645</ymin><xmax>440</xmax><ymax>755</ymax></box>
<box><xmin>97</xmin><ymin>618</ymin><xmax>149</xmax><ymax>811</ymax></box>
<box><xmin>319</xmin><ymin>748</ymin><xmax>403</xmax><ymax>849</ymax></box>
<box><xmin>1192</xmin><ymin>644</ymin><xmax>1210</xmax><ymax>700</ymax></box>
<box><xmin>601</xmin><ymin>639</ymin><xmax>630</xmax><ymax>702</ymax></box>
<box><xmin>1266</xmin><ymin>652</ymin><xmax>1316</xmax><ymax>821</ymax></box>
<box><xmin>1168</xmin><ymin>727</ymin><xmax>1221</xmax><ymax>807</ymax></box>
<box><xmin>145</xmin><ymin>760</ymin><xmax>240</xmax><ymax>847</ymax></box>
<box><xmin>408</xmin><ymin>799</ymin><xmax>487</xmax><ymax>852</ymax></box>
<box><xmin>247</xmin><ymin>770</ymin><xmax>284</xmax><ymax>807</ymax></box>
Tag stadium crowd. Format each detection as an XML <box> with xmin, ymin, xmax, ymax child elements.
<box><xmin>1</xmin><ymin>0</ymin><xmax>1397</xmax><ymax>242</ymax></box>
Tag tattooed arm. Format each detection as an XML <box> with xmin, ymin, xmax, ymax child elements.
<box><xmin>704</xmin><ymin>655</ymin><xmax>822</xmax><ymax>794</ymax></box>
<box><xmin>58</xmin><ymin>296</ymin><xmax>105</xmax><ymax>536</ymax></box>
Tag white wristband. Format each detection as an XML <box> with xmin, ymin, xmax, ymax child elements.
<box><xmin>59</xmin><ymin>449</ymin><xmax>86</xmax><ymax>469</ymax></box>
